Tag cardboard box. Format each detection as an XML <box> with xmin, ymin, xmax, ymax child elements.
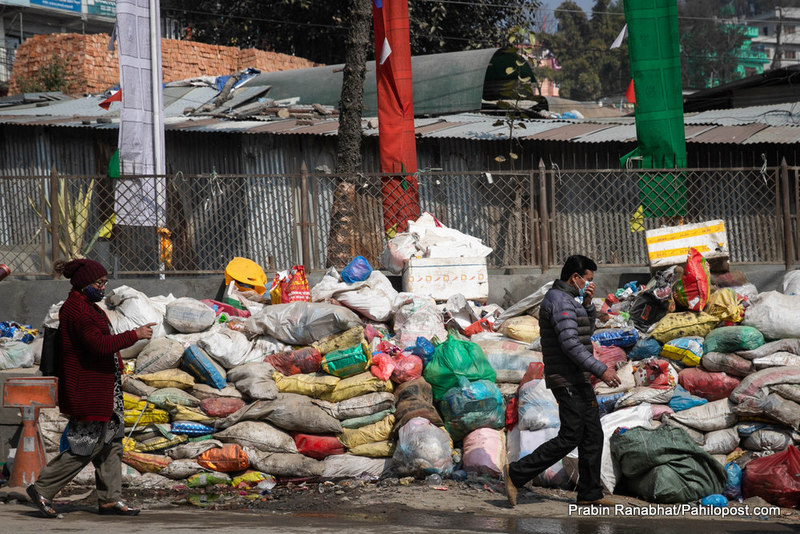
<box><xmin>645</xmin><ymin>219</ymin><xmax>729</xmax><ymax>268</ymax></box>
<box><xmin>402</xmin><ymin>257</ymin><xmax>488</xmax><ymax>302</ymax></box>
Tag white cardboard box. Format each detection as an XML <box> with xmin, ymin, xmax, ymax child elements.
<box><xmin>402</xmin><ymin>257</ymin><xmax>489</xmax><ymax>302</ymax></box>
<box><xmin>645</xmin><ymin>219</ymin><xmax>729</xmax><ymax>268</ymax></box>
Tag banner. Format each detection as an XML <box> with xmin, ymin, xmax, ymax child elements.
<box><xmin>114</xmin><ymin>0</ymin><xmax>166</xmax><ymax>226</ymax></box>
<box><xmin>372</xmin><ymin>0</ymin><xmax>419</xmax><ymax>234</ymax></box>
<box><xmin>30</xmin><ymin>0</ymin><xmax>80</xmax><ymax>12</ymax></box>
<box><xmin>621</xmin><ymin>0</ymin><xmax>687</xmax><ymax>218</ymax></box>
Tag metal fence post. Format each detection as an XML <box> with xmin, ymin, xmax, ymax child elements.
<box><xmin>538</xmin><ymin>159</ymin><xmax>550</xmax><ymax>272</ymax></box>
<box><xmin>781</xmin><ymin>158</ymin><xmax>796</xmax><ymax>269</ymax></box>
<box><xmin>49</xmin><ymin>165</ymin><xmax>59</xmax><ymax>276</ymax></box>
<box><xmin>299</xmin><ymin>161</ymin><xmax>312</xmax><ymax>269</ymax></box>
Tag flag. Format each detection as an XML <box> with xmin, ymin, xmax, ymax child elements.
<box><xmin>372</xmin><ymin>0</ymin><xmax>419</xmax><ymax>233</ymax></box>
<box><xmin>99</xmin><ymin>89</ymin><xmax>122</xmax><ymax>110</ymax></box>
<box><xmin>610</xmin><ymin>24</ymin><xmax>627</xmax><ymax>49</ymax></box>
<box><xmin>625</xmin><ymin>79</ymin><xmax>636</xmax><ymax>104</ymax></box>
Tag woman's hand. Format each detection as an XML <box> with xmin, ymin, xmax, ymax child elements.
<box><xmin>134</xmin><ymin>322</ymin><xmax>157</xmax><ymax>340</ymax></box>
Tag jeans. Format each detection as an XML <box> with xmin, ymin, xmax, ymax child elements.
<box><xmin>508</xmin><ymin>382</ymin><xmax>604</xmax><ymax>501</ymax></box>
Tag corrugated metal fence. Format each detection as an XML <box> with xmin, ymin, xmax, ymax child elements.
<box><xmin>0</xmin><ymin>165</ymin><xmax>797</xmax><ymax>276</ymax></box>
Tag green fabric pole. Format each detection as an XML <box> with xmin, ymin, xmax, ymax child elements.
<box><xmin>623</xmin><ymin>0</ymin><xmax>687</xmax><ymax>217</ymax></box>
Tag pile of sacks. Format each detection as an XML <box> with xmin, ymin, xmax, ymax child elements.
<box><xmin>503</xmin><ymin>252</ymin><xmax>800</xmax><ymax>508</ymax></box>
<box><xmin>30</xmin><ymin>263</ymin><xmax>545</xmax><ymax>491</ymax></box>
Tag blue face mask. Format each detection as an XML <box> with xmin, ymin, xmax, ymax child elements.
<box><xmin>574</xmin><ymin>275</ymin><xmax>591</xmax><ymax>302</ymax></box>
<box><xmin>83</xmin><ymin>285</ymin><xmax>105</xmax><ymax>302</ymax></box>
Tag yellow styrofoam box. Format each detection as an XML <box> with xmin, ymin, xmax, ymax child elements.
<box><xmin>645</xmin><ymin>219</ymin><xmax>729</xmax><ymax>268</ymax></box>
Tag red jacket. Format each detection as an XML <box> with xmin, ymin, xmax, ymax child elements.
<box><xmin>58</xmin><ymin>290</ymin><xmax>139</xmax><ymax>421</ymax></box>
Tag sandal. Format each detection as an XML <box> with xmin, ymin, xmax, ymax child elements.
<box><xmin>26</xmin><ymin>484</ymin><xmax>58</xmax><ymax>518</ymax></box>
<box><xmin>98</xmin><ymin>501</ymin><xmax>140</xmax><ymax>516</ymax></box>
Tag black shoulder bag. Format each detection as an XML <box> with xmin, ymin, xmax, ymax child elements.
<box><xmin>39</xmin><ymin>326</ymin><xmax>61</xmax><ymax>377</ymax></box>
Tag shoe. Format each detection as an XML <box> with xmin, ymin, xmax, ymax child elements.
<box><xmin>26</xmin><ymin>484</ymin><xmax>57</xmax><ymax>518</ymax></box>
<box><xmin>98</xmin><ymin>501</ymin><xmax>140</xmax><ymax>516</ymax></box>
<box><xmin>503</xmin><ymin>465</ymin><xmax>517</xmax><ymax>508</ymax></box>
<box><xmin>576</xmin><ymin>497</ymin><xmax>618</xmax><ymax>507</ymax></box>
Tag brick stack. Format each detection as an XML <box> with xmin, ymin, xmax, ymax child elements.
<box><xmin>9</xmin><ymin>33</ymin><xmax>319</xmax><ymax>96</ymax></box>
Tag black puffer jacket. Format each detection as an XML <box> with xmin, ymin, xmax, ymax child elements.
<box><xmin>539</xmin><ymin>279</ymin><xmax>607</xmax><ymax>388</ymax></box>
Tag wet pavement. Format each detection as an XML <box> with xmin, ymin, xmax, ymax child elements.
<box><xmin>0</xmin><ymin>502</ymin><xmax>797</xmax><ymax>534</ymax></box>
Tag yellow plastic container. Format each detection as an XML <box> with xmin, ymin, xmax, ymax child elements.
<box><xmin>224</xmin><ymin>257</ymin><xmax>267</xmax><ymax>295</ymax></box>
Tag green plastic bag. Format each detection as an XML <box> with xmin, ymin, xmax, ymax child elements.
<box><xmin>703</xmin><ymin>326</ymin><xmax>765</xmax><ymax>355</ymax></box>
<box><xmin>322</xmin><ymin>342</ymin><xmax>370</xmax><ymax>378</ymax></box>
<box><xmin>423</xmin><ymin>334</ymin><xmax>496</xmax><ymax>401</ymax></box>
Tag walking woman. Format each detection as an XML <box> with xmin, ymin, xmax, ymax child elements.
<box><xmin>27</xmin><ymin>259</ymin><xmax>155</xmax><ymax>518</ymax></box>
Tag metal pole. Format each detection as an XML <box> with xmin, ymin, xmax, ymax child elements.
<box><xmin>49</xmin><ymin>166</ymin><xmax>59</xmax><ymax>275</ymax></box>
<box><xmin>781</xmin><ymin>158</ymin><xmax>795</xmax><ymax>269</ymax></box>
<box><xmin>149</xmin><ymin>0</ymin><xmax>165</xmax><ymax>278</ymax></box>
<box><xmin>300</xmin><ymin>161</ymin><xmax>312</xmax><ymax>270</ymax></box>
<box><xmin>538</xmin><ymin>158</ymin><xmax>550</xmax><ymax>272</ymax></box>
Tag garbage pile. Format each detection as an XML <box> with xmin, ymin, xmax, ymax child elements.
<box><xmin>2</xmin><ymin>243</ymin><xmax>800</xmax><ymax>510</ymax></box>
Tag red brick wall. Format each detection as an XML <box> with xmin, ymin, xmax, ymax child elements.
<box><xmin>9</xmin><ymin>33</ymin><xmax>319</xmax><ymax>95</ymax></box>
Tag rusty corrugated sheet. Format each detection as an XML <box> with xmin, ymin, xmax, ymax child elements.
<box><xmin>688</xmin><ymin>124</ymin><xmax>767</xmax><ymax>144</ymax></box>
<box><xmin>523</xmin><ymin>122</ymin><xmax>610</xmax><ymax>141</ymax></box>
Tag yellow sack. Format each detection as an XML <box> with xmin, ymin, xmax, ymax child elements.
<box><xmin>123</xmin><ymin>392</ymin><xmax>147</xmax><ymax>411</ymax></box>
<box><xmin>124</xmin><ymin>405</ymin><xmax>170</xmax><ymax>426</ymax></box>
<box><xmin>122</xmin><ymin>437</ymin><xmax>137</xmax><ymax>452</ymax></box>
<box><xmin>312</xmin><ymin>326</ymin><xmax>365</xmax><ymax>355</ymax></box>
<box><xmin>133</xmin><ymin>434</ymin><xmax>188</xmax><ymax>453</ymax></box>
<box><xmin>136</xmin><ymin>368</ymin><xmax>196</xmax><ymax>390</ymax></box>
<box><xmin>347</xmin><ymin>440</ymin><xmax>395</xmax><ymax>458</ymax></box>
<box><xmin>705</xmin><ymin>288</ymin><xmax>744</xmax><ymax>323</ymax></box>
<box><xmin>324</xmin><ymin>371</ymin><xmax>394</xmax><ymax>403</ymax></box>
<box><xmin>166</xmin><ymin>400</ymin><xmax>215</xmax><ymax>424</ymax></box>
<box><xmin>651</xmin><ymin>311</ymin><xmax>719</xmax><ymax>344</ymax></box>
<box><xmin>338</xmin><ymin>414</ymin><xmax>394</xmax><ymax>449</ymax></box>
<box><xmin>500</xmin><ymin>316</ymin><xmax>540</xmax><ymax>343</ymax></box>
<box><xmin>273</xmin><ymin>371</ymin><xmax>340</xmax><ymax>399</ymax></box>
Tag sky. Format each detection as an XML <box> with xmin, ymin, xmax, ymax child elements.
<box><xmin>536</xmin><ymin>0</ymin><xmax>596</xmax><ymax>31</ymax></box>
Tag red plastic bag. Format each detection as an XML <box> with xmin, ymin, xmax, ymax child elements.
<box><xmin>519</xmin><ymin>362</ymin><xmax>544</xmax><ymax>389</ymax></box>
<box><xmin>197</xmin><ymin>443</ymin><xmax>250</xmax><ymax>472</ymax></box>
<box><xmin>505</xmin><ymin>395</ymin><xmax>518</xmax><ymax>430</ymax></box>
<box><xmin>391</xmin><ymin>353</ymin><xmax>423</xmax><ymax>384</ymax></box>
<box><xmin>201</xmin><ymin>397</ymin><xmax>246</xmax><ymax>418</ymax></box>
<box><xmin>743</xmin><ymin>445</ymin><xmax>800</xmax><ymax>508</ymax></box>
<box><xmin>678</xmin><ymin>367</ymin><xmax>740</xmax><ymax>402</ymax></box>
<box><xmin>270</xmin><ymin>265</ymin><xmax>311</xmax><ymax>304</ymax></box>
<box><xmin>200</xmin><ymin>299</ymin><xmax>251</xmax><ymax>318</ymax></box>
<box><xmin>293</xmin><ymin>433</ymin><xmax>346</xmax><ymax>460</ymax></box>
<box><xmin>370</xmin><ymin>352</ymin><xmax>395</xmax><ymax>381</ymax></box>
<box><xmin>266</xmin><ymin>347</ymin><xmax>322</xmax><ymax>375</ymax></box>
<box><xmin>463</xmin><ymin>318</ymin><xmax>493</xmax><ymax>337</ymax></box>
<box><xmin>673</xmin><ymin>248</ymin><xmax>711</xmax><ymax>312</ymax></box>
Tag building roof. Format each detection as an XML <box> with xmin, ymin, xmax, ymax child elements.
<box><xmin>0</xmin><ymin>74</ymin><xmax>798</xmax><ymax>146</ymax></box>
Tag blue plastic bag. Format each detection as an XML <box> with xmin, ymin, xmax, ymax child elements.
<box><xmin>411</xmin><ymin>336</ymin><xmax>436</xmax><ymax>366</ymax></box>
<box><xmin>723</xmin><ymin>462</ymin><xmax>742</xmax><ymax>501</ymax></box>
<box><xmin>439</xmin><ymin>377</ymin><xmax>504</xmax><ymax>441</ymax></box>
<box><xmin>591</xmin><ymin>328</ymin><xmax>639</xmax><ymax>348</ymax></box>
<box><xmin>668</xmin><ymin>384</ymin><xmax>708</xmax><ymax>412</ymax></box>
<box><xmin>628</xmin><ymin>337</ymin><xmax>662</xmax><ymax>361</ymax></box>
<box><xmin>597</xmin><ymin>392</ymin><xmax>626</xmax><ymax>417</ymax></box>
<box><xmin>341</xmin><ymin>256</ymin><xmax>372</xmax><ymax>284</ymax></box>
<box><xmin>701</xmin><ymin>494</ymin><xmax>728</xmax><ymax>507</ymax></box>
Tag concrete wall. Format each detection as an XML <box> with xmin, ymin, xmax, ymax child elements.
<box><xmin>0</xmin><ymin>265</ymin><xmax>790</xmax><ymax>328</ymax></box>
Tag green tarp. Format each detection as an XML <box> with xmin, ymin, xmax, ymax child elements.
<box><xmin>610</xmin><ymin>425</ymin><xmax>727</xmax><ymax>503</ymax></box>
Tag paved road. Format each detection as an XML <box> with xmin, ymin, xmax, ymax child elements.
<box><xmin>0</xmin><ymin>501</ymin><xmax>796</xmax><ymax>534</ymax></box>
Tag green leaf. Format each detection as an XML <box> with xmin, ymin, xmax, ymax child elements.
<box><xmin>492</xmin><ymin>120</ymin><xmax>505</xmax><ymax>127</ymax></box>
<box><xmin>516</xmin><ymin>59</ymin><xmax>525</xmax><ymax>67</ymax></box>
<box><xmin>519</xmin><ymin>76</ymin><xmax>531</xmax><ymax>83</ymax></box>
<box><xmin>509</xmin><ymin>35</ymin><xmax>517</xmax><ymax>43</ymax></box>
<box><xmin>505</xmin><ymin>67</ymin><xmax>514</xmax><ymax>75</ymax></box>
<box><xmin>494</xmin><ymin>155</ymin><xmax>507</xmax><ymax>163</ymax></box>
<box><xmin>509</xmin><ymin>152</ymin><xmax>519</xmax><ymax>160</ymax></box>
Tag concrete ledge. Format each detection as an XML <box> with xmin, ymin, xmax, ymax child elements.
<box><xmin>0</xmin><ymin>265</ymin><xmax>792</xmax><ymax>328</ymax></box>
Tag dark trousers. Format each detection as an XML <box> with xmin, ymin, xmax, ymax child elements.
<box><xmin>508</xmin><ymin>382</ymin><xmax>604</xmax><ymax>501</ymax></box>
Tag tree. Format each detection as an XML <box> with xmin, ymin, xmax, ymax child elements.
<box><xmin>161</xmin><ymin>0</ymin><xmax>540</xmax><ymax>65</ymax></box>
<box><xmin>678</xmin><ymin>0</ymin><xmax>746</xmax><ymax>89</ymax></box>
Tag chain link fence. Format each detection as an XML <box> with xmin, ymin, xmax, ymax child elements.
<box><xmin>0</xmin><ymin>166</ymin><xmax>795</xmax><ymax>277</ymax></box>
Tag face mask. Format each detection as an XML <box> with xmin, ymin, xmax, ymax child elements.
<box><xmin>575</xmin><ymin>275</ymin><xmax>590</xmax><ymax>300</ymax></box>
<box><xmin>83</xmin><ymin>285</ymin><xmax>105</xmax><ymax>302</ymax></box>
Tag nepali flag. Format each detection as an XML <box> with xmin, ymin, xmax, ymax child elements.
<box><xmin>372</xmin><ymin>0</ymin><xmax>419</xmax><ymax>235</ymax></box>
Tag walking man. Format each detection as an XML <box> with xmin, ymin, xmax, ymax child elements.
<box><xmin>505</xmin><ymin>255</ymin><xmax>620</xmax><ymax>507</ymax></box>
